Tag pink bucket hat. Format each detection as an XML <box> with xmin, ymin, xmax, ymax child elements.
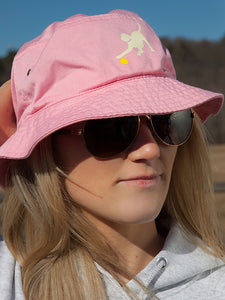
<box><xmin>0</xmin><ymin>9</ymin><xmax>223</xmax><ymax>186</ymax></box>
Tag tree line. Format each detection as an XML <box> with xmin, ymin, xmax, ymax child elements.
<box><xmin>1</xmin><ymin>36</ymin><xmax>225</xmax><ymax>142</ymax></box>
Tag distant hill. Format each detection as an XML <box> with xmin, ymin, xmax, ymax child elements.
<box><xmin>0</xmin><ymin>50</ymin><xmax>17</xmax><ymax>85</ymax></box>
<box><xmin>161</xmin><ymin>37</ymin><xmax>225</xmax><ymax>143</ymax></box>
<box><xmin>1</xmin><ymin>37</ymin><xmax>225</xmax><ymax>142</ymax></box>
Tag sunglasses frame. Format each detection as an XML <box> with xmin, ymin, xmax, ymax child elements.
<box><xmin>56</xmin><ymin>110</ymin><xmax>194</xmax><ymax>157</ymax></box>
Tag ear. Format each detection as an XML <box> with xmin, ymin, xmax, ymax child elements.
<box><xmin>0</xmin><ymin>81</ymin><xmax>17</xmax><ymax>146</ymax></box>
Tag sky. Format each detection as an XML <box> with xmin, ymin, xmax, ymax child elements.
<box><xmin>0</xmin><ymin>0</ymin><xmax>225</xmax><ymax>57</ymax></box>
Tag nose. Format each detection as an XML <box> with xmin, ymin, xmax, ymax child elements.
<box><xmin>127</xmin><ymin>117</ymin><xmax>160</xmax><ymax>162</ymax></box>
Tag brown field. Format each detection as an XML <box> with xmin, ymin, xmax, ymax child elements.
<box><xmin>0</xmin><ymin>144</ymin><xmax>225</xmax><ymax>237</ymax></box>
<box><xmin>209</xmin><ymin>144</ymin><xmax>225</xmax><ymax>239</ymax></box>
<box><xmin>209</xmin><ymin>144</ymin><xmax>225</xmax><ymax>182</ymax></box>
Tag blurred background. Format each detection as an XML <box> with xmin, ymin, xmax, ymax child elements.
<box><xmin>0</xmin><ymin>0</ymin><xmax>225</xmax><ymax>236</ymax></box>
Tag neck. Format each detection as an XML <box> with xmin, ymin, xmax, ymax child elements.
<box><xmin>83</xmin><ymin>211</ymin><xmax>165</xmax><ymax>282</ymax></box>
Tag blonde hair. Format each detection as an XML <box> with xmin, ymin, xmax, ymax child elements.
<box><xmin>165</xmin><ymin>116</ymin><xmax>224</xmax><ymax>256</ymax></box>
<box><xmin>1</xmin><ymin>116</ymin><xmax>225</xmax><ymax>299</ymax></box>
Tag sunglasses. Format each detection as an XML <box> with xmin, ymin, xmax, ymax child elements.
<box><xmin>56</xmin><ymin>109</ymin><xmax>194</xmax><ymax>158</ymax></box>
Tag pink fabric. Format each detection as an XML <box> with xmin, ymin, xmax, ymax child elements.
<box><xmin>0</xmin><ymin>9</ymin><xmax>223</xmax><ymax>187</ymax></box>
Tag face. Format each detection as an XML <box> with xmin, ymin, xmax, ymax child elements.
<box><xmin>53</xmin><ymin>117</ymin><xmax>177</xmax><ymax>226</ymax></box>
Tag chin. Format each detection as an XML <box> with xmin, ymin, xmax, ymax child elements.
<box><xmin>110</xmin><ymin>207</ymin><xmax>162</xmax><ymax>225</ymax></box>
<box><xmin>111</xmin><ymin>195</ymin><xmax>165</xmax><ymax>224</ymax></box>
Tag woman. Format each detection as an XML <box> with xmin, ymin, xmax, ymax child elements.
<box><xmin>0</xmin><ymin>9</ymin><xmax>224</xmax><ymax>300</ymax></box>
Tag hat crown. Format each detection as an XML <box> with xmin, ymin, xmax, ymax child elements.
<box><xmin>12</xmin><ymin>10</ymin><xmax>176</xmax><ymax>124</ymax></box>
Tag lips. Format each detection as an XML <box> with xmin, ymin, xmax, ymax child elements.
<box><xmin>118</xmin><ymin>174</ymin><xmax>161</xmax><ymax>188</ymax></box>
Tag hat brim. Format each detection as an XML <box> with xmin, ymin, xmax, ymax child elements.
<box><xmin>0</xmin><ymin>75</ymin><xmax>223</xmax><ymax>186</ymax></box>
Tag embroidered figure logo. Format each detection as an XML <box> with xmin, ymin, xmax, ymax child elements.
<box><xmin>116</xmin><ymin>23</ymin><xmax>155</xmax><ymax>64</ymax></box>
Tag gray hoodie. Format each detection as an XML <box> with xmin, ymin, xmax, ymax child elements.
<box><xmin>0</xmin><ymin>224</ymin><xmax>224</xmax><ymax>299</ymax></box>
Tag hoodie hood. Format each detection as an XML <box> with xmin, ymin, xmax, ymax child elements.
<box><xmin>97</xmin><ymin>224</ymin><xmax>225</xmax><ymax>299</ymax></box>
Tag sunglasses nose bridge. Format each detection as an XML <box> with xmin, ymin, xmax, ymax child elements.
<box><xmin>137</xmin><ymin>115</ymin><xmax>158</xmax><ymax>143</ymax></box>
<box><xmin>139</xmin><ymin>115</ymin><xmax>153</xmax><ymax>130</ymax></box>
<box><xmin>145</xmin><ymin>115</ymin><xmax>152</xmax><ymax>125</ymax></box>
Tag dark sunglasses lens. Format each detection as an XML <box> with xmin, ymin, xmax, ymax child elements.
<box><xmin>84</xmin><ymin>116</ymin><xmax>139</xmax><ymax>157</ymax></box>
<box><xmin>151</xmin><ymin>109</ymin><xmax>193</xmax><ymax>145</ymax></box>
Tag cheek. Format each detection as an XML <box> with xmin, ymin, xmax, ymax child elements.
<box><xmin>67</xmin><ymin>157</ymin><xmax>119</xmax><ymax>186</ymax></box>
<box><xmin>64</xmin><ymin>156</ymin><xmax>123</xmax><ymax>205</ymax></box>
<box><xmin>63</xmin><ymin>159</ymin><xmax>123</xmax><ymax>222</ymax></box>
